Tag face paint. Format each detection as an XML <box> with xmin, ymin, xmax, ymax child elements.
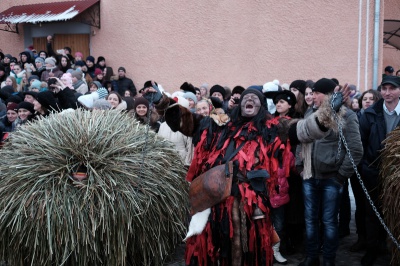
<box><xmin>240</xmin><ymin>93</ymin><xmax>261</xmax><ymax>117</ymax></box>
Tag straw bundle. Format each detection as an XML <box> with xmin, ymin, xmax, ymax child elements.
<box><xmin>380</xmin><ymin>127</ymin><xmax>400</xmax><ymax>263</ymax></box>
<box><xmin>0</xmin><ymin>109</ymin><xmax>189</xmax><ymax>265</ymax></box>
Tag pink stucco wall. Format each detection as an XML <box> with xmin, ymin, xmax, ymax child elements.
<box><xmin>0</xmin><ymin>0</ymin><xmax>389</xmax><ymax>92</ymax></box>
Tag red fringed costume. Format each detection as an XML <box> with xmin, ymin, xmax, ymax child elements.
<box><xmin>155</xmin><ymin>94</ymin><xmax>292</xmax><ymax>266</ymax></box>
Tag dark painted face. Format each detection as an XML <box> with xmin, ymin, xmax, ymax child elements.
<box><xmin>240</xmin><ymin>93</ymin><xmax>261</xmax><ymax>117</ymax></box>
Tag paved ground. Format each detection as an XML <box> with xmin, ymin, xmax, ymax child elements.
<box><xmin>164</xmin><ymin>185</ymin><xmax>392</xmax><ymax>266</ymax></box>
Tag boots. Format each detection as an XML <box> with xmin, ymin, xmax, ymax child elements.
<box><xmin>349</xmin><ymin>234</ymin><xmax>366</xmax><ymax>252</ymax></box>
<box><xmin>273</xmin><ymin>242</ymin><xmax>287</xmax><ymax>265</ymax></box>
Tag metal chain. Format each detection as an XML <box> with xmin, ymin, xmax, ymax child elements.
<box><xmin>331</xmin><ymin>93</ymin><xmax>400</xmax><ymax>250</ymax></box>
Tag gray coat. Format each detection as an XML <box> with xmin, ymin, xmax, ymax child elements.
<box><xmin>301</xmin><ymin>107</ymin><xmax>363</xmax><ymax>181</ymax></box>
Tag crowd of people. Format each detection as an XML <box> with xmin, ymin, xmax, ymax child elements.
<box><xmin>1</xmin><ymin>37</ymin><xmax>399</xmax><ymax>266</ymax></box>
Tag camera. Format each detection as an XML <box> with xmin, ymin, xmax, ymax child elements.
<box><xmin>47</xmin><ymin>78</ymin><xmax>57</xmax><ymax>88</ymax></box>
<box><xmin>233</xmin><ymin>98</ymin><xmax>240</xmax><ymax>104</ymax></box>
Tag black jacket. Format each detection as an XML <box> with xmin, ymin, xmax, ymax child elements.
<box><xmin>359</xmin><ymin>98</ymin><xmax>400</xmax><ymax>188</ymax></box>
<box><xmin>117</xmin><ymin>77</ymin><xmax>137</xmax><ymax>97</ymax></box>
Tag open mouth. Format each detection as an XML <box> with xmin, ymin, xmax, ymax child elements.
<box><xmin>246</xmin><ymin>104</ymin><xmax>254</xmax><ymax>109</ymax></box>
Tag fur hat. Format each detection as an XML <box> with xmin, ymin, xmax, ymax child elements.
<box><xmin>313</xmin><ymin>78</ymin><xmax>337</xmax><ymax>95</ymax></box>
<box><xmin>45</xmin><ymin>57</ymin><xmax>56</xmax><ymax>66</ymax></box>
<box><xmin>180</xmin><ymin>82</ymin><xmax>196</xmax><ymax>95</ymax></box>
<box><xmin>35</xmin><ymin>57</ymin><xmax>45</xmax><ymax>65</ymax></box>
<box><xmin>232</xmin><ymin>86</ymin><xmax>245</xmax><ymax>96</ymax></box>
<box><xmin>37</xmin><ymin>91</ymin><xmax>58</xmax><ymax>111</ymax></box>
<box><xmin>7</xmin><ymin>102</ymin><xmax>18</xmax><ymax>112</ymax></box>
<box><xmin>94</xmin><ymin>68</ymin><xmax>102</xmax><ymax>76</ymax></box>
<box><xmin>118</xmin><ymin>67</ymin><xmax>126</xmax><ymax>73</ymax></box>
<box><xmin>183</xmin><ymin>92</ymin><xmax>197</xmax><ymax>104</ymax></box>
<box><xmin>96</xmin><ymin>87</ymin><xmax>108</xmax><ymax>99</ymax></box>
<box><xmin>273</xmin><ymin>90</ymin><xmax>297</xmax><ymax>107</ymax></box>
<box><xmin>140</xmin><ymin>80</ymin><xmax>158</xmax><ymax>93</ymax></box>
<box><xmin>172</xmin><ymin>96</ymin><xmax>189</xmax><ymax>109</ymax></box>
<box><xmin>133</xmin><ymin>97</ymin><xmax>149</xmax><ymax>110</ymax></box>
<box><xmin>209</xmin><ymin>84</ymin><xmax>226</xmax><ymax>98</ymax></box>
<box><xmin>86</xmin><ymin>56</ymin><xmax>95</xmax><ymax>63</ymax></box>
<box><xmin>97</xmin><ymin>56</ymin><xmax>105</xmax><ymax>63</ymax></box>
<box><xmin>289</xmin><ymin>80</ymin><xmax>307</xmax><ymax>95</ymax></box>
<box><xmin>17</xmin><ymin>101</ymin><xmax>34</xmax><ymax>114</ymax></box>
<box><xmin>78</xmin><ymin>92</ymin><xmax>99</xmax><ymax>109</ymax></box>
<box><xmin>92</xmin><ymin>99</ymin><xmax>111</xmax><ymax>110</ymax></box>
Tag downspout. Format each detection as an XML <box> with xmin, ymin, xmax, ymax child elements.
<box><xmin>365</xmin><ymin>0</ymin><xmax>370</xmax><ymax>89</ymax></box>
<box><xmin>372</xmin><ymin>0</ymin><xmax>380</xmax><ymax>89</ymax></box>
<box><xmin>357</xmin><ymin>0</ymin><xmax>362</xmax><ymax>89</ymax></box>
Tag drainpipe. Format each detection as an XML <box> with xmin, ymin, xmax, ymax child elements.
<box><xmin>357</xmin><ymin>0</ymin><xmax>362</xmax><ymax>89</ymax></box>
<box><xmin>372</xmin><ymin>0</ymin><xmax>380</xmax><ymax>90</ymax></box>
<box><xmin>365</xmin><ymin>0</ymin><xmax>370</xmax><ymax>89</ymax></box>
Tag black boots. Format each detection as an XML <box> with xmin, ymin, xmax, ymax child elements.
<box><xmin>298</xmin><ymin>257</ymin><xmax>320</xmax><ymax>266</ymax></box>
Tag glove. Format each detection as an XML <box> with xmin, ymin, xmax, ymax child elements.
<box><xmin>143</xmin><ymin>83</ymin><xmax>162</xmax><ymax>104</ymax></box>
<box><xmin>330</xmin><ymin>92</ymin><xmax>344</xmax><ymax>112</ymax></box>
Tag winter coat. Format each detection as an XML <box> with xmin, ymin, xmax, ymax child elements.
<box><xmin>359</xmin><ymin>98</ymin><xmax>400</xmax><ymax>188</ymax></box>
<box><xmin>55</xmin><ymin>88</ymin><xmax>78</xmax><ymax>110</ymax></box>
<box><xmin>117</xmin><ymin>77</ymin><xmax>137</xmax><ymax>97</ymax></box>
<box><xmin>158</xmin><ymin>122</ymin><xmax>194</xmax><ymax>166</ymax></box>
<box><xmin>299</xmin><ymin>107</ymin><xmax>363</xmax><ymax>182</ymax></box>
<box><xmin>0</xmin><ymin>115</ymin><xmax>14</xmax><ymax>133</ymax></box>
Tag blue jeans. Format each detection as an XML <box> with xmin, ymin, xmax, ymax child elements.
<box><xmin>303</xmin><ymin>178</ymin><xmax>343</xmax><ymax>261</ymax></box>
<box><xmin>271</xmin><ymin>205</ymin><xmax>285</xmax><ymax>239</ymax></box>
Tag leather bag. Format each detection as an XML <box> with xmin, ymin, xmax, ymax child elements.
<box><xmin>189</xmin><ymin>161</ymin><xmax>233</xmax><ymax>215</ymax></box>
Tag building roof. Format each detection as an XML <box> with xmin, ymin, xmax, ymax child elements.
<box><xmin>0</xmin><ymin>0</ymin><xmax>99</xmax><ymax>24</ymax></box>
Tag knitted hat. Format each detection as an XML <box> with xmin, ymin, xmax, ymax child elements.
<box><xmin>240</xmin><ymin>88</ymin><xmax>265</xmax><ymax>107</ymax></box>
<box><xmin>209</xmin><ymin>84</ymin><xmax>226</xmax><ymax>98</ymax></box>
<box><xmin>71</xmin><ymin>70</ymin><xmax>83</xmax><ymax>80</ymax></box>
<box><xmin>91</xmin><ymin>81</ymin><xmax>102</xmax><ymax>89</ymax></box>
<box><xmin>273</xmin><ymin>90</ymin><xmax>297</xmax><ymax>107</ymax></box>
<box><xmin>35</xmin><ymin>57</ymin><xmax>45</xmax><ymax>65</ymax></box>
<box><xmin>381</xmin><ymin>75</ymin><xmax>400</xmax><ymax>88</ymax></box>
<box><xmin>24</xmin><ymin>91</ymin><xmax>39</xmax><ymax>99</ymax></box>
<box><xmin>97</xmin><ymin>56</ymin><xmax>105</xmax><ymax>63</ymax></box>
<box><xmin>313</xmin><ymin>78</ymin><xmax>337</xmax><ymax>95</ymax></box>
<box><xmin>262</xmin><ymin>80</ymin><xmax>282</xmax><ymax>99</ymax></box>
<box><xmin>385</xmin><ymin>66</ymin><xmax>394</xmax><ymax>73</ymax></box>
<box><xmin>232</xmin><ymin>86</ymin><xmax>245</xmax><ymax>96</ymax></box>
<box><xmin>17</xmin><ymin>101</ymin><xmax>34</xmax><ymax>114</ymax></box>
<box><xmin>289</xmin><ymin>80</ymin><xmax>307</xmax><ymax>95</ymax></box>
<box><xmin>45</xmin><ymin>57</ymin><xmax>56</xmax><ymax>66</ymax></box>
<box><xmin>183</xmin><ymin>92</ymin><xmax>197</xmax><ymax>104</ymax></box>
<box><xmin>7</xmin><ymin>102</ymin><xmax>18</xmax><ymax>112</ymax></box>
<box><xmin>92</xmin><ymin>99</ymin><xmax>111</xmax><ymax>110</ymax></box>
<box><xmin>94</xmin><ymin>68</ymin><xmax>103</xmax><ymax>76</ymax></box>
<box><xmin>118</xmin><ymin>67</ymin><xmax>126</xmax><ymax>72</ymax></box>
<box><xmin>6</xmin><ymin>95</ymin><xmax>23</xmax><ymax>105</ymax></box>
<box><xmin>133</xmin><ymin>97</ymin><xmax>149</xmax><ymax>110</ymax></box>
<box><xmin>86</xmin><ymin>56</ymin><xmax>95</xmax><ymax>63</ymax></box>
<box><xmin>74</xmin><ymin>60</ymin><xmax>86</xmax><ymax>67</ymax></box>
<box><xmin>75</xmin><ymin>52</ymin><xmax>83</xmax><ymax>58</ymax></box>
<box><xmin>37</xmin><ymin>91</ymin><xmax>58</xmax><ymax>111</ymax></box>
<box><xmin>30</xmin><ymin>80</ymin><xmax>42</xmax><ymax>90</ymax></box>
<box><xmin>28</xmin><ymin>75</ymin><xmax>40</xmax><ymax>83</ymax></box>
<box><xmin>96</xmin><ymin>87</ymin><xmax>108</xmax><ymax>99</ymax></box>
<box><xmin>180</xmin><ymin>82</ymin><xmax>196</xmax><ymax>95</ymax></box>
<box><xmin>0</xmin><ymin>86</ymin><xmax>15</xmax><ymax>101</ymax></box>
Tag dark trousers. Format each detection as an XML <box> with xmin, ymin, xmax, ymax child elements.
<box><xmin>349</xmin><ymin>173</ymin><xmax>366</xmax><ymax>237</ymax></box>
